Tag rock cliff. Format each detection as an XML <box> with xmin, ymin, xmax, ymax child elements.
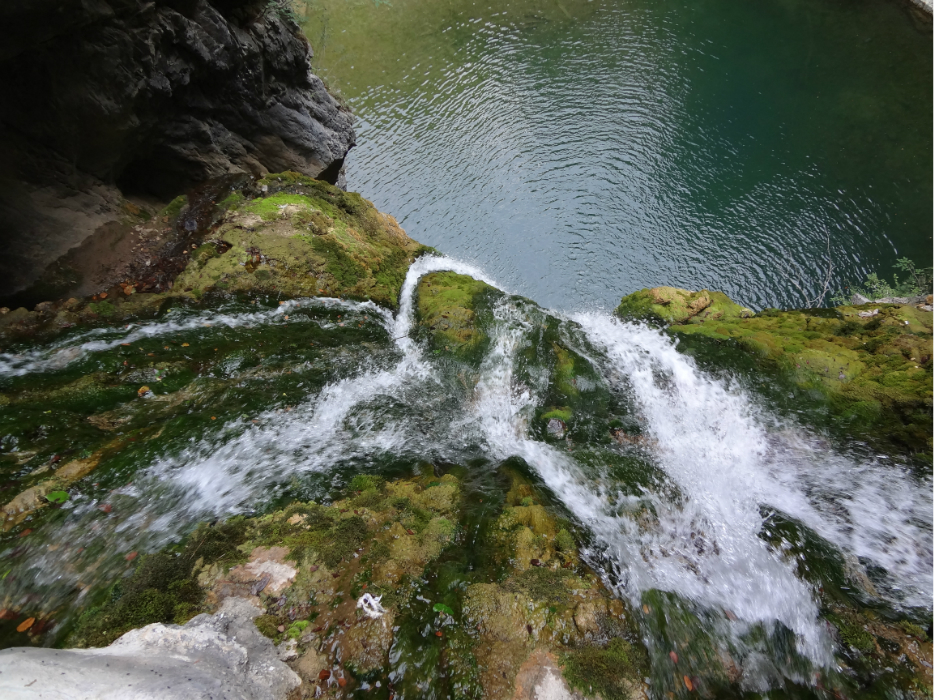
<box><xmin>0</xmin><ymin>0</ymin><xmax>355</xmax><ymax>302</ymax></box>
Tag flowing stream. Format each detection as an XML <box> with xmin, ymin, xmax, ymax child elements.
<box><xmin>1</xmin><ymin>258</ymin><xmax>930</xmax><ymax>694</ymax></box>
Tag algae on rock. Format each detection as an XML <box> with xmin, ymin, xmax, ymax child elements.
<box><xmin>615</xmin><ymin>287</ymin><xmax>933</xmax><ymax>454</ymax></box>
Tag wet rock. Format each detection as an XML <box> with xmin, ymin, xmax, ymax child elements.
<box><xmin>616</xmin><ymin>287</ymin><xmax>934</xmax><ymax>454</ymax></box>
<box><xmin>0</xmin><ymin>0</ymin><xmax>355</xmax><ymax>301</ymax></box>
<box><xmin>0</xmin><ymin>597</ymin><xmax>300</xmax><ymax>699</ymax></box>
<box><xmin>513</xmin><ymin>650</ymin><xmax>588</xmax><ymax>700</ymax></box>
<box><xmin>342</xmin><ymin>611</ymin><xmax>395</xmax><ymax>672</ymax></box>
<box><xmin>573</xmin><ymin>600</ymin><xmax>603</xmax><ymax>639</ymax></box>
<box><xmin>615</xmin><ymin>286</ymin><xmax>753</xmax><ymax>326</ymax></box>
<box><xmin>546</xmin><ymin>418</ymin><xmax>567</xmax><ymax>439</ymax></box>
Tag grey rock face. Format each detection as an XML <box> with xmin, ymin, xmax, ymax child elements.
<box><xmin>0</xmin><ymin>0</ymin><xmax>354</xmax><ymax>299</ymax></box>
<box><xmin>0</xmin><ymin>597</ymin><xmax>301</xmax><ymax>699</ymax></box>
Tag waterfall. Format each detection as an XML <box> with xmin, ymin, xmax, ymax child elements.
<box><xmin>2</xmin><ymin>256</ymin><xmax>930</xmax><ymax>693</ymax></box>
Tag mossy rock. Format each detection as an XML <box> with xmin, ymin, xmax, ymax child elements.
<box><xmin>562</xmin><ymin>637</ymin><xmax>648</xmax><ymax>700</ymax></box>
<box><xmin>614</xmin><ymin>286</ymin><xmax>753</xmax><ymax>326</ymax></box>
<box><xmin>68</xmin><ymin>519</ymin><xmax>249</xmax><ymax>648</ymax></box>
<box><xmin>618</xmin><ymin>287</ymin><xmax>933</xmax><ymax>455</ymax></box>
<box><xmin>415</xmin><ymin>271</ymin><xmax>500</xmax><ymax>359</ymax></box>
<box><xmin>172</xmin><ymin>175</ymin><xmax>427</xmax><ymax>308</ymax></box>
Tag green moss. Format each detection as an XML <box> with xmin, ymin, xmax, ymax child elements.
<box><xmin>541</xmin><ymin>407</ymin><xmax>572</xmax><ymax>422</ymax></box>
<box><xmin>618</xmin><ymin>287</ymin><xmax>932</xmax><ymax>454</ymax></box>
<box><xmin>68</xmin><ymin>519</ymin><xmax>248</xmax><ymax>648</ymax></box>
<box><xmin>615</xmin><ymin>286</ymin><xmax>753</xmax><ymax>326</ymax></box>
<box><xmin>287</xmin><ymin>619</ymin><xmax>310</xmax><ymax>639</ymax></box>
<box><xmin>161</xmin><ymin>195</ymin><xmax>187</xmax><ymax>219</ymax></box>
<box><xmin>216</xmin><ymin>190</ymin><xmax>245</xmax><ymax>212</ymax></box>
<box><xmin>826</xmin><ymin>611</ymin><xmax>875</xmax><ymax>652</ymax></box>
<box><xmin>311</xmin><ymin>234</ymin><xmax>367</xmax><ymax>287</ymax></box>
<box><xmin>191</xmin><ymin>243</ymin><xmax>220</xmax><ymax>269</ymax></box>
<box><xmin>350</xmin><ymin>474</ymin><xmax>383</xmax><ymax>491</ymax></box>
<box><xmin>562</xmin><ymin>637</ymin><xmax>648</xmax><ymax>700</ymax></box>
<box><xmin>87</xmin><ymin>300</ymin><xmax>115</xmax><ymax>317</ymax></box>
<box><xmin>416</xmin><ymin>271</ymin><xmax>499</xmax><ymax>357</ymax></box>
<box><xmin>898</xmin><ymin>621</ymin><xmax>929</xmax><ymax>641</ymax></box>
<box><xmin>555</xmin><ymin>528</ymin><xmax>575</xmax><ymax>553</ymax></box>
<box><xmin>502</xmin><ymin>567</ymin><xmax>577</xmax><ymax>606</ymax></box>
<box><xmin>552</xmin><ymin>344</ymin><xmax>579</xmax><ymax>398</ymax></box>
<box><xmin>254</xmin><ymin>614</ymin><xmax>280</xmax><ymax>640</ymax></box>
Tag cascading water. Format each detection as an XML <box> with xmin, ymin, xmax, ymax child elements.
<box><xmin>1</xmin><ymin>256</ymin><xmax>930</xmax><ymax>695</ymax></box>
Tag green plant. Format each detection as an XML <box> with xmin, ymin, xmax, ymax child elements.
<box><xmin>832</xmin><ymin>258</ymin><xmax>932</xmax><ymax>304</ymax></box>
<box><xmin>433</xmin><ymin>602</ymin><xmax>455</xmax><ymax>616</ymax></box>
<box><xmin>45</xmin><ymin>490</ymin><xmax>69</xmax><ymax>504</ymax></box>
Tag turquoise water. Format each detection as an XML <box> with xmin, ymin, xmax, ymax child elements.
<box><xmin>302</xmin><ymin>0</ymin><xmax>932</xmax><ymax>311</ymax></box>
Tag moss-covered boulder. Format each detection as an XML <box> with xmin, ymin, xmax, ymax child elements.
<box><xmin>172</xmin><ymin>173</ymin><xmax>427</xmax><ymax>308</ymax></box>
<box><xmin>415</xmin><ymin>271</ymin><xmax>500</xmax><ymax>358</ymax></box>
<box><xmin>616</xmin><ymin>288</ymin><xmax>933</xmax><ymax>454</ymax></box>
<box><xmin>0</xmin><ymin>173</ymin><xmax>431</xmax><ymax>341</ymax></box>
<box><xmin>614</xmin><ymin>286</ymin><xmax>753</xmax><ymax>326</ymax></box>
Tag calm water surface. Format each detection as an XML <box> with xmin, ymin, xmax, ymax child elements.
<box><xmin>300</xmin><ymin>0</ymin><xmax>931</xmax><ymax>311</ymax></box>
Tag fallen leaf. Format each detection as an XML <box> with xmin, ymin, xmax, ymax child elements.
<box><xmin>211</xmin><ymin>416</ymin><xmax>216</xmax><ymax>420</ymax></box>
<box><xmin>121</xmin><ymin>343</ymin><xmax>131</xmax><ymax>347</ymax></box>
<box><xmin>181</xmin><ymin>343</ymin><xmax>189</xmax><ymax>347</ymax></box>
<box><xmin>125</xmin><ymin>551</ymin><xmax>138</xmax><ymax>561</ymax></box>
<box><xmin>99</xmin><ymin>293</ymin><xmax>108</xmax><ymax>299</ymax></box>
<box><xmin>0</xmin><ymin>609</ymin><xmax>18</xmax><ymax>620</ymax></box>
<box><xmin>435</xmin><ymin>631</ymin><xmax>442</xmax><ymax>637</ymax></box>
<box><xmin>138</xmin><ymin>386</ymin><xmax>150</xmax><ymax>397</ymax></box>
<box><xmin>100</xmin><ymin>504</ymin><xmax>113</xmax><ymax>514</ymax></box>
<box><xmin>18</xmin><ymin>529</ymin><xmax>32</xmax><ymax>538</ymax></box>
<box><xmin>683</xmin><ymin>676</ymin><xmax>693</xmax><ymax>691</ymax></box>
<box><xmin>319</xmin><ymin>670</ymin><xmax>331</xmax><ymax>681</ymax></box>
<box><xmin>17</xmin><ymin>617</ymin><xmax>35</xmax><ymax>633</ymax></box>
<box><xmin>669</xmin><ymin>651</ymin><xmax>678</xmax><ymax>664</ymax></box>
<box><xmin>337</xmin><ymin>677</ymin><xmax>347</xmax><ymax>688</ymax></box>
<box><xmin>642</xmin><ymin>604</ymin><xmax>650</xmax><ymax>614</ymax></box>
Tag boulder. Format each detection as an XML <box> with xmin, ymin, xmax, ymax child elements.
<box><xmin>0</xmin><ymin>597</ymin><xmax>300</xmax><ymax>699</ymax></box>
<box><xmin>0</xmin><ymin>0</ymin><xmax>355</xmax><ymax>300</ymax></box>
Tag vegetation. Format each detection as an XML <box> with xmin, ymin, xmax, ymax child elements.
<box><xmin>831</xmin><ymin>258</ymin><xmax>933</xmax><ymax>304</ymax></box>
<box><xmin>616</xmin><ymin>287</ymin><xmax>933</xmax><ymax>455</ymax></box>
<box><xmin>68</xmin><ymin>519</ymin><xmax>249</xmax><ymax>647</ymax></box>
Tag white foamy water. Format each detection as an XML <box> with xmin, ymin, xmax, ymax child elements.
<box><xmin>463</xmin><ymin>303</ymin><xmax>831</xmax><ymax>666</ymax></box>
<box><xmin>575</xmin><ymin>314</ymin><xmax>933</xmax><ymax>610</ymax></box>
<box><xmin>7</xmin><ymin>258</ymin><xmax>931</xmax><ymax>690</ymax></box>
<box><xmin>15</xmin><ymin>256</ymin><xmax>502</xmax><ymax>595</ymax></box>
<box><xmin>0</xmin><ymin>296</ymin><xmax>390</xmax><ymax>377</ymax></box>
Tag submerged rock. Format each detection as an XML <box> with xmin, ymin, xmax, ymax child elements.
<box><xmin>0</xmin><ymin>597</ymin><xmax>300</xmax><ymax>699</ymax></box>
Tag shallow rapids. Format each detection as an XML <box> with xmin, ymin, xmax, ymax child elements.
<box><xmin>1</xmin><ymin>257</ymin><xmax>930</xmax><ymax>694</ymax></box>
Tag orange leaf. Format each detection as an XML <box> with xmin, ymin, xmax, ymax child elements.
<box><xmin>125</xmin><ymin>551</ymin><xmax>138</xmax><ymax>561</ymax></box>
<box><xmin>17</xmin><ymin>617</ymin><xmax>35</xmax><ymax>633</ymax></box>
<box><xmin>683</xmin><ymin>676</ymin><xmax>693</xmax><ymax>691</ymax></box>
<box><xmin>669</xmin><ymin>651</ymin><xmax>678</xmax><ymax>664</ymax></box>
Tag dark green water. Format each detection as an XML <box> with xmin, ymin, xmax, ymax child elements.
<box><xmin>300</xmin><ymin>0</ymin><xmax>932</xmax><ymax>311</ymax></box>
